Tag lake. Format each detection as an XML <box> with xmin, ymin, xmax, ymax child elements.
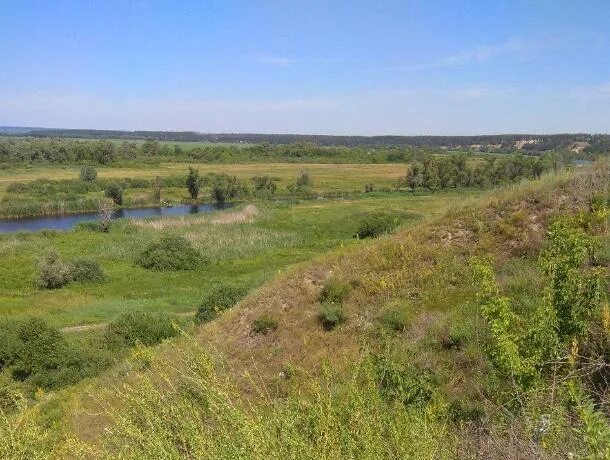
<box><xmin>0</xmin><ymin>203</ymin><xmax>232</xmax><ymax>233</ymax></box>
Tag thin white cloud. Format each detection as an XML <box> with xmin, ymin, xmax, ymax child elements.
<box><xmin>248</xmin><ymin>53</ymin><xmax>294</xmax><ymax>66</ymax></box>
<box><xmin>370</xmin><ymin>36</ymin><xmax>568</xmax><ymax>73</ymax></box>
<box><xmin>247</xmin><ymin>53</ymin><xmax>342</xmax><ymax>67</ymax></box>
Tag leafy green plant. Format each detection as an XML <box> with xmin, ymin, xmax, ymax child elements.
<box><xmin>252</xmin><ymin>314</ymin><xmax>278</xmax><ymax>334</ymax></box>
<box><xmin>470</xmin><ymin>257</ymin><xmax>534</xmax><ymax>386</ymax></box>
<box><xmin>106</xmin><ymin>311</ymin><xmax>177</xmax><ymax>347</ymax></box>
<box><xmin>319</xmin><ymin>277</ymin><xmax>351</xmax><ymax>304</ymax></box>
<box><xmin>69</xmin><ymin>258</ymin><xmax>105</xmax><ymax>283</ymax></box>
<box><xmin>0</xmin><ymin>318</ymin><xmax>93</xmax><ymax>390</ymax></box>
<box><xmin>355</xmin><ymin>213</ymin><xmax>399</xmax><ymax>238</ymax></box>
<box><xmin>379</xmin><ymin>307</ymin><xmax>410</xmax><ymax>332</ymax></box>
<box><xmin>137</xmin><ymin>235</ymin><xmax>205</xmax><ymax>271</ymax></box>
<box><xmin>318</xmin><ymin>304</ymin><xmax>346</xmax><ymax>330</ymax></box>
<box><xmin>540</xmin><ymin>219</ymin><xmax>601</xmax><ymax>340</ymax></box>
<box><xmin>196</xmin><ymin>285</ymin><xmax>246</xmax><ymax>323</ymax></box>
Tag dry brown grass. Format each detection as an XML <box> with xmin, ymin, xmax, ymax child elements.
<box><xmin>53</xmin><ymin>168</ymin><xmax>605</xmax><ymax>451</ymax></box>
<box><xmin>131</xmin><ymin>204</ymin><xmax>259</xmax><ymax>230</ymax></box>
<box><xmin>196</xmin><ymin>170</ymin><xmax>599</xmax><ymax>391</ymax></box>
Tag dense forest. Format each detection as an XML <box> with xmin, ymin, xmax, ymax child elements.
<box><xmin>1</xmin><ymin>127</ymin><xmax>609</xmax><ymax>150</ymax></box>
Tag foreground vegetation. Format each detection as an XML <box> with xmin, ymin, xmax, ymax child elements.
<box><xmin>0</xmin><ymin>161</ymin><xmax>607</xmax><ymax>458</ymax></box>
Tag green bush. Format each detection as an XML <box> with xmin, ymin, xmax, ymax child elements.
<box><xmin>379</xmin><ymin>307</ymin><xmax>410</xmax><ymax>332</ymax></box>
<box><xmin>137</xmin><ymin>235</ymin><xmax>205</xmax><ymax>271</ymax></box>
<box><xmin>196</xmin><ymin>285</ymin><xmax>246</xmax><ymax>323</ymax></box>
<box><xmin>105</xmin><ymin>182</ymin><xmax>123</xmax><ymax>205</ymax></box>
<box><xmin>355</xmin><ymin>212</ymin><xmax>399</xmax><ymax>238</ymax></box>
<box><xmin>69</xmin><ymin>258</ymin><xmax>105</xmax><ymax>283</ymax></box>
<box><xmin>319</xmin><ymin>278</ymin><xmax>351</xmax><ymax>304</ymax></box>
<box><xmin>36</xmin><ymin>250</ymin><xmax>72</xmax><ymax>289</ymax></box>
<box><xmin>318</xmin><ymin>304</ymin><xmax>346</xmax><ymax>330</ymax></box>
<box><xmin>252</xmin><ymin>314</ymin><xmax>278</xmax><ymax>334</ymax></box>
<box><xmin>0</xmin><ymin>318</ymin><xmax>91</xmax><ymax>390</ymax></box>
<box><xmin>79</xmin><ymin>165</ymin><xmax>97</xmax><ymax>182</ymax></box>
<box><xmin>106</xmin><ymin>311</ymin><xmax>177</xmax><ymax>347</ymax></box>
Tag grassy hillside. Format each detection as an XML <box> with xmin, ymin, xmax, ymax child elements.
<box><xmin>1</xmin><ymin>165</ymin><xmax>608</xmax><ymax>459</ymax></box>
<box><xmin>0</xmin><ymin>192</ymin><xmax>460</xmax><ymax>327</ymax></box>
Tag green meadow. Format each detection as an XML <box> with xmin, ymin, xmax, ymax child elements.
<box><xmin>0</xmin><ymin>191</ymin><xmax>465</xmax><ymax>328</ymax></box>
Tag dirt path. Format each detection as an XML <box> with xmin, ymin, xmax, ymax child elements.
<box><xmin>60</xmin><ymin>311</ymin><xmax>196</xmax><ymax>333</ymax></box>
<box><xmin>60</xmin><ymin>322</ymin><xmax>108</xmax><ymax>333</ymax></box>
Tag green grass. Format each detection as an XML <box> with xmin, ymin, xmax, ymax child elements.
<box><xmin>1</xmin><ymin>167</ymin><xmax>606</xmax><ymax>459</ymax></box>
<box><xmin>0</xmin><ymin>192</ymin><xmax>467</xmax><ymax>328</ymax></box>
<box><xmin>0</xmin><ymin>162</ymin><xmax>408</xmax><ymax>217</ymax></box>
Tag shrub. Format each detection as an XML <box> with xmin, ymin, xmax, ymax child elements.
<box><xmin>36</xmin><ymin>250</ymin><xmax>71</xmax><ymax>289</ymax></box>
<box><xmin>210</xmin><ymin>173</ymin><xmax>243</xmax><ymax>204</ymax></box>
<box><xmin>379</xmin><ymin>307</ymin><xmax>410</xmax><ymax>332</ymax></box>
<box><xmin>196</xmin><ymin>285</ymin><xmax>246</xmax><ymax>323</ymax></box>
<box><xmin>252</xmin><ymin>314</ymin><xmax>278</xmax><ymax>334</ymax></box>
<box><xmin>106</xmin><ymin>311</ymin><xmax>177</xmax><ymax>347</ymax></box>
<box><xmin>296</xmin><ymin>170</ymin><xmax>312</xmax><ymax>187</ymax></box>
<box><xmin>69</xmin><ymin>258</ymin><xmax>105</xmax><ymax>283</ymax></box>
<box><xmin>5</xmin><ymin>182</ymin><xmax>28</xmax><ymax>193</ymax></box>
<box><xmin>287</xmin><ymin>170</ymin><xmax>314</xmax><ymax>194</ymax></box>
<box><xmin>137</xmin><ymin>235</ymin><xmax>205</xmax><ymax>271</ymax></box>
<box><xmin>319</xmin><ymin>278</ymin><xmax>351</xmax><ymax>304</ymax></box>
<box><xmin>252</xmin><ymin>175</ymin><xmax>277</xmax><ymax>197</ymax></box>
<box><xmin>105</xmin><ymin>182</ymin><xmax>123</xmax><ymax>205</ymax></box>
<box><xmin>355</xmin><ymin>212</ymin><xmax>398</xmax><ymax>239</ymax></box>
<box><xmin>318</xmin><ymin>304</ymin><xmax>346</xmax><ymax>330</ymax></box>
<box><xmin>79</xmin><ymin>165</ymin><xmax>97</xmax><ymax>182</ymax></box>
<box><xmin>0</xmin><ymin>318</ymin><xmax>89</xmax><ymax>390</ymax></box>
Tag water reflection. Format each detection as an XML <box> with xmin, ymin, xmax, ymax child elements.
<box><xmin>0</xmin><ymin>203</ymin><xmax>232</xmax><ymax>233</ymax></box>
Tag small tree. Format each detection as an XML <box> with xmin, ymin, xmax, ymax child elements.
<box><xmin>405</xmin><ymin>162</ymin><xmax>424</xmax><ymax>192</ymax></box>
<box><xmin>98</xmin><ymin>199</ymin><xmax>114</xmax><ymax>232</ymax></box>
<box><xmin>152</xmin><ymin>176</ymin><xmax>162</xmax><ymax>203</ymax></box>
<box><xmin>79</xmin><ymin>165</ymin><xmax>97</xmax><ymax>182</ymax></box>
<box><xmin>186</xmin><ymin>167</ymin><xmax>200</xmax><ymax>199</ymax></box>
<box><xmin>105</xmin><ymin>183</ymin><xmax>123</xmax><ymax>205</ymax></box>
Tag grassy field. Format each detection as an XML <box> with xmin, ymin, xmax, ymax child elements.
<box><xmin>0</xmin><ymin>163</ymin><xmax>406</xmax><ymax>197</ymax></box>
<box><xmin>0</xmin><ymin>191</ymin><xmax>466</xmax><ymax>328</ymax></box>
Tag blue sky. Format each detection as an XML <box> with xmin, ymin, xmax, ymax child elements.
<box><xmin>1</xmin><ymin>0</ymin><xmax>609</xmax><ymax>134</ymax></box>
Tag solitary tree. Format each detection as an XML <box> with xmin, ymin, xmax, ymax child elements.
<box><xmin>98</xmin><ymin>199</ymin><xmax>114</xmax><ymax>232</ymax></box>
<box><xmin>186</xmin><ymin>167</ymin><xmax>200</xmax><ymax>199</ymax></box>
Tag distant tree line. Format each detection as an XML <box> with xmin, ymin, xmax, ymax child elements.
<box><xmin>1</xmin><ymin>135</ymin><xmax>606</xmax><ymax>168</ymax></box>
<box><xmin>5</xmin><ymin>127</ymin><xmax>606</xmax><ymax>149</ymax></box>
<box><xmin>0</xmin><ymin>136</ymin><xmax>424</xmax><ymax>165</ymax></box>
